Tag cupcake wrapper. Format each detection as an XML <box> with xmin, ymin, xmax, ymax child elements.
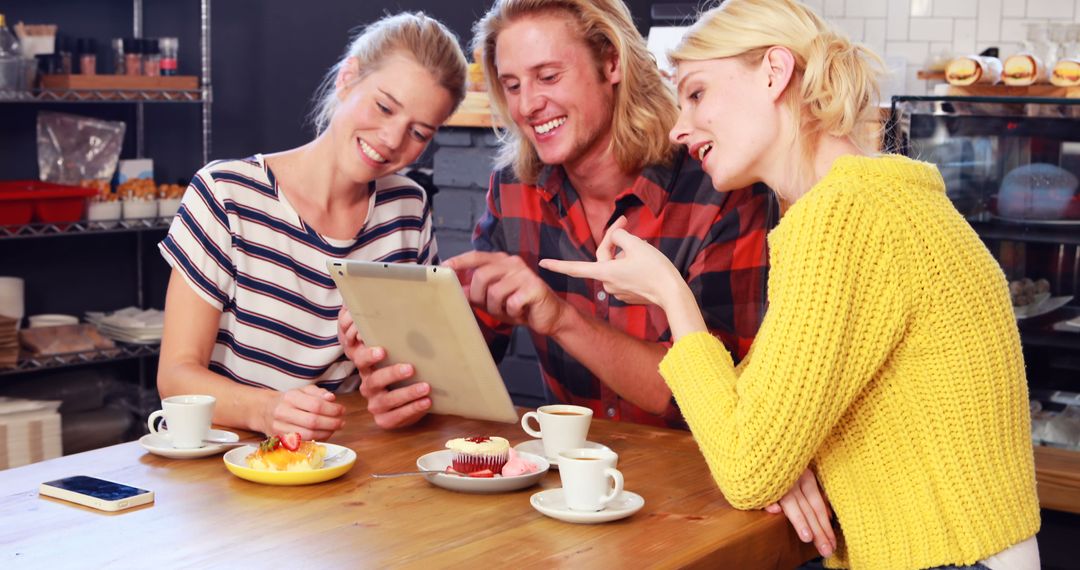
<box><xmin>451</xmin><ymin>451</ymin><xmax>508</xmax><ymax>473</ymax></box>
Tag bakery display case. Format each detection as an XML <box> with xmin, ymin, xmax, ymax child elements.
<box><xmin>888</xmin><ymin>96</ymin><xmax>1078</xmax><ymax>336</ymax></box>
<box><xmin>888</xmin><ymin>95</ymin><xmax>1080</xmax><ymax>511</ymax></box>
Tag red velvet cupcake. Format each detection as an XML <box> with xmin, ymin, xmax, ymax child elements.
<box><xmin>445</xmin><ymin>436</ymin><xmax>509</xmax><ymax>474</ymax></box>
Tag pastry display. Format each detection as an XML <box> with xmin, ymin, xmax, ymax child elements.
<box><xmin>245</xmin><ymin>433</ymin><xmax>327</xmax><ymax>472</ymax></box>
<box><xmin>117</xmin><ymin>177</ymin><xmax>157</xmax><ymax>201</ymax></box>
<box><xmin>1051</xmin><ymin>58</ymin><xmax>1080</xmax><ymax>87</ymax></box>
<box><xmin>1002</xmin><ymin>53</ymin><xmax>1047</xmax><ymax>86</ymax></box>
<box><xmin>1009</xmin><ymin>278</ymin><xmax>1051</xmax><ymax>307</ymax></box>
<box><xmin>158</xmin><ymin>183</ymin><xmax>185</xmax><ymax>199</ymax></box>
<box><xmin>945</xmin><ymin>55</ymin><xmax>1002</xmax><ymax>86</ymax></box>
<box><xmin>445</xmin><ymin>435</ymin><xmax>509</xmax><ymax>475</ymax></box>
<box><xmin>80</xmin><ymin>179</ymin><xmax>116</xmax><ymax>201</ymax></box>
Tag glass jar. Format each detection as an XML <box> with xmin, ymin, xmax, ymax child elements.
<box><xmin>77</xmin><ymin>38</ymin><xmax>97</xmax><ymax>75</ymax></box>
<box><xmin>111</xmin><ymin>38</ymin><xmax>124</xmax><ymax>74</ymax></box>
<box><xmin>1024</xmin><ymin>23</ymin><xmax>1056</xmax><ymax>69</ymax></box>
<box><xmin>159</xmin><ymin>37</ymin><xmax>178</xmax><ymax>76</ymax></box>
<box><xmin>123</xmin><ymin>38</ymin><xmax>141</xmax><ymax>75</ymax></box>
<box><xmin>143</xmin><ymin>39</ymin><xmax>160</xmax><ymax>77</ymax></box>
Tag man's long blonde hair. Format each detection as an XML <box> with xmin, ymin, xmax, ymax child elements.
<box><xmin>473</xmin><ymin>0</ymin><xmax>679</xmax><ymax>184</ymax></box>
<box><xmin>670</xmin><ymin>0</ymin><xmax>885</xmax><ymax>178</ymax></box>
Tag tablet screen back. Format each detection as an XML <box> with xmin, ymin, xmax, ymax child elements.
<box><xmin>328</xmin><ymin>260</ymin><xmax>519</xmax><ymax>424</ymax></box>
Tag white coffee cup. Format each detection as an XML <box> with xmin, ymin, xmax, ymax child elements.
<box><xmin>147</xmin><ymin>394</ymin><xmax>216</xmax><ymax>449</ymax></box>
<box><xmin>558</xmin><ymin>448</ymin><xmax>623</xmax><ymax>512</ymax></box>
<box><xmin>521</xmin><ymin>404</ymin><xmax>592</xmax><ymax>459</ymax></box>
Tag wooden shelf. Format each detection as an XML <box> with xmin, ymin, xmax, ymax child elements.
<box><xmin>946</xmin><ymin>84</ymin><xmax>1080</xmax><ymax>98</ymax></box>
<box><xmin>917</xmin><ymin>70</ymin><xmax>946</xmax><ymax>81</ymax></box>
<box><xmin>445</xmin><ymin>91</ymin><xmax>500</xmax><ymax>128</ymax></box>
<box><xmin>1035</xmin><ymin>445</ymin><xmax>1080</xmax><ymax>514</ymax></box>
<box><xmin>40</xmin><ymin>74</ymin><xmax>199</xmax><ymax>91</ymax></box>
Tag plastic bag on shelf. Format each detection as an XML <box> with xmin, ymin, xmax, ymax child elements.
<box><xmin>36</xmin><ymin>111</ymin><xmax>125</xmax><ymax>184</ymax></box>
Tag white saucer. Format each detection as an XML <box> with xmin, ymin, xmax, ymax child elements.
<box><xmin>139</xmin><ymin>429</ymin><xmax>239</xmax><ymax>459</ymax></box>
<box><xmin>514</xmin><ymin>439</ymin><xmax>613</xmax><ymax>469</ymax></box>
<box><xmin>415</xmin><ymin>450</ymin><xmax>550</xmax><ymax>494</ymax></box>
<box><xmin>530</xmin><ymin>488</ymin><xmax>644</xmax><ymax>524</ymax></box>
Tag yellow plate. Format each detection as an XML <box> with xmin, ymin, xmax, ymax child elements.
<box><xmin>223</xmin><ymin>443</ymin><xmax>356</xmax><ymax>485</ymax></box>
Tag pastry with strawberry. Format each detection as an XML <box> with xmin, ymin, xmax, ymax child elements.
<box><xmin>246</xmin><ymin>432</ymin><xmax>328</xmax><ymax>471</ymax></box>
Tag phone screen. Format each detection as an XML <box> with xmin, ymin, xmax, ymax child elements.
<box><xmin>42</xmin><ymin>476</ymin><xmax>150</xmax><ymax>501</ymax></box>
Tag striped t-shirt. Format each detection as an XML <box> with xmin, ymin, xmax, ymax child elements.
<box><xmin>159</xmin><ymin>154</ymin><xmax>437</xmax><ymax>392</ymax></box>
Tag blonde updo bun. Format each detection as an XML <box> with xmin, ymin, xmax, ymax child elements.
<box><xmin>670</xmin><ymin>0</ymin><xmax>885</xmax><ymax>171</ymax></box>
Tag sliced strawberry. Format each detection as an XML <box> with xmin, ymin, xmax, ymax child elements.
<box><xmin>279</xmin><ymin>432</ymin><xmax>302</xmax><ymax>451</ymax></box>
<box><xmin>467</xmin><ymin>469</ymin><xmax>495</xmax><ymax>478</ymax></box>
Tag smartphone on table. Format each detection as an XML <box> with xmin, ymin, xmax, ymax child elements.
<box><xmin>39</xmin><ymin>475</ymin><xmax>154</xmax><ymax>512</ymax></box>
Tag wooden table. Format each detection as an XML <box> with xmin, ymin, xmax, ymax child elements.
<box><xmin>0</xmin><ymin>393</ymin><xmax>814</xmax><ymax>568</ymax></box>
<box><xmin>1033</xmin><ymin>445</ymin><xmax>1080</xmax><ymax>515</ymax></box>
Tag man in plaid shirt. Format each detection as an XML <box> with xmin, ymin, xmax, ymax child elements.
<box><xmin>343</xmin><ymin>0</ymin><xmax>773</xmax><ymax>429</ymax></box>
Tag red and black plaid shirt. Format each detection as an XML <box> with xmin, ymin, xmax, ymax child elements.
<box><xmin>473</xmin><ymin>151</ymin><xmax>775</xmax><ymax>429</ymax></box>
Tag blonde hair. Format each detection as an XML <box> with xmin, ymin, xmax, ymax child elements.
<box><xmin>670</xmin><ymin>0</ymin><xmax>885</xmax><ymax>177</ymax></box>
<box><xmin>473</xmin><ymin>0</ymin><xmax>679</xmax><ymax>184</ymax></box>
<box><xmin>311</xmin><ymin>12</ymin><xmax>468</xmax><ymax>135</ymax></box>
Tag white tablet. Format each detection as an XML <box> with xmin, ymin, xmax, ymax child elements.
<box><xmin>328</xmin><ymin>259</ymin><xmax>519</xmax><ymax>424</ymax></box>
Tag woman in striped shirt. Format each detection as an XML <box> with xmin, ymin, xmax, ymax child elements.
<box><xmin>157</xmin><ymin>12</ymin><xmax>467</xmax><ymax>441</ymax></box>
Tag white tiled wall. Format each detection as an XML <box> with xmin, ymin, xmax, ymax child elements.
<box><xmin>800</xmin><ymin>0</ymin><xmax>1080</xmax><ymax>95</ymax></box>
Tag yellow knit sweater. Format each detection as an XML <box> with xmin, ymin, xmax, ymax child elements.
<box><xmin>659</xmin><ymin>155</ymin><xmax>1040</xmax><ymax>570</ymax></box>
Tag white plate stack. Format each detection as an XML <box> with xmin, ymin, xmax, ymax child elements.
<box><xmin>85</xmin><ymin>307</ymin><xmax>164</xmax><ymax>344</ymax></box>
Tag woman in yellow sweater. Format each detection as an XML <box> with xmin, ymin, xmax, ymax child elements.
<box><xmin>540</xmin><ymin>1</ymin><xmax>1040</xmax><ymax>569</ymax></box>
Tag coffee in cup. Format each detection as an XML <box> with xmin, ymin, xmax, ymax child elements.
<box><xmin>520</xmin><ymin>404</ymin><xmax>592</xmax><ymax>459</ymax></box>
<box><xmin>146</xmin><ymin>394</ymin><xmax>216</xmax><ymax>449</ymax></box>
<box><xmin>558</xmin><ymin>448</ymin><xmax>623</xmax><ymax>511</ymax></box>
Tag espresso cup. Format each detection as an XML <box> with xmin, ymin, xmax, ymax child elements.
<box><xmin>521</xmin><ymin>404</ymin><xmax>592</xmax><ymax>459</ymax></box>
<box><xmin>558</xmin><ymin>448</ymin><xmax>623</xmax><ymax>512</ymax></box>
<box><xmin>146</xmin><ymin>394</ymin><xmax>215</xmax><ymax>449</ymax></box>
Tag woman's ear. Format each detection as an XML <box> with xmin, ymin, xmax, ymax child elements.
<box><xmin>604</xmin><ymin>49</ymin><xmax>623</xmax><ymax>86</ymax></box>
<box><xmin>335</xmin><ymin>57</ymin><xmax>361</xmax><ymax>100</ymax></box>
<box><xmin>763</xmin><ymin>46</ymin><xmax>795</xmax><ymax>101</ymax></box>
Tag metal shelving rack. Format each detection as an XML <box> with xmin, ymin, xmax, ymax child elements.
<box><xmin>0</xmin><ymin>89</ymin><xmax>202</xmax><ymax>102</ymax></box>
<box><xmin>0</xmin><ymin>0</ymin><xmax>212</xmax><ymax>378</ymax></box>
<box><xmin>1</xmin><ymin>344</ymin><xmax>162</xmax><ymax>377</ymax></box>
<box><xmin>0</xmin><ymin>217</ymin><xmax>172</xmax><ymax>239</ymax></box>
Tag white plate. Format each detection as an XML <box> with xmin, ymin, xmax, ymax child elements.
<box><xmin>1016</xmin><ymin>295</ymin><xmax>1073</xmax><ymax>320</ymax></box>
<box><xmin>139</xmin><ymin>429</ymin><xmax>239</xmax><ymax>459</ymax></box>
<box><xmin>415</xmin><ymin>449</ymin><xmax>549</xmax><ymax>493</ymax></box>
<box><xmin>530</xmin><ymin>488</ymin><xmax>644</xmax><ymax>524</ymax></box>
<box><xmin>514</xmin><ymin>439</ymin><xmax>614</xmax><ymax>469</ymax></box>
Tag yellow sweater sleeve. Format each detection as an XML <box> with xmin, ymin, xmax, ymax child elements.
<box><xmin>660</xmin><ymin>184</ymin><xmax>909</xmax><ymax>509</ymax></box>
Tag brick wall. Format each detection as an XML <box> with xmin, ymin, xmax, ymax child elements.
<box><xmin>430</xmin><ymin>127</ymin><xmax>551</xmax><ymax>410</ymax></box>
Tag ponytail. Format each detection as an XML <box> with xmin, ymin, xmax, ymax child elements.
<box><xmin>800</xmin><ymin>31</ymin><xmax>884</xmax><ymax>149</ymax></box>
